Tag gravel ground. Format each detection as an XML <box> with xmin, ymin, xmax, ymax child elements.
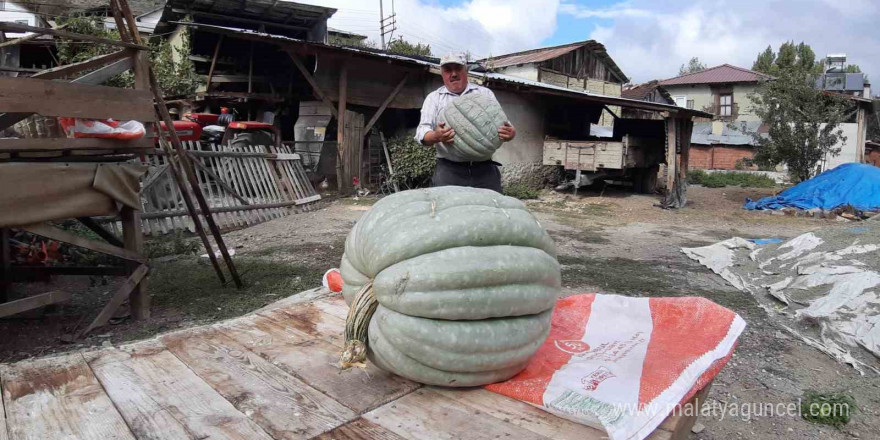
<box><xmin>2</xmin><ymin>185</ymin><xmax>877</xmax><ymax>439</ymax></box>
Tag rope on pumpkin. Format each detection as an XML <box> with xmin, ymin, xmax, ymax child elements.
<box><xmin>339</xmin><ymin>281</ymin><xmax>377</xmax><ymax>370</ymax></box>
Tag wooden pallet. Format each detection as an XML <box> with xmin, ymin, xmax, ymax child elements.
<box><xmin>0</xmin><ymin>289</ymin><xmax>709</xmax><ymax>440</ymax></box>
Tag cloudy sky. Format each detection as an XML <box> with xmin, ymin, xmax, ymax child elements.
<box><xmin>298</xmin><ymin>0</ymin><xmax>877</xmax><ymax>86</ymax></box>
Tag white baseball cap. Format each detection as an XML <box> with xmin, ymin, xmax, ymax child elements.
<box><xmin>440</xmin><ymin>52</ymin><xmax>467</xmax><ymax>67</ymax></box>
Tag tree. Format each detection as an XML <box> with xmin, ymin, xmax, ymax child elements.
<box><xmin>752</xmin><ymin>41</ymin><xmax>817</xmax><ymax>75</ymax></box>
<box><xmin>748</xmin><ymin>68</ymin><xmax>855</xmax><ymax>182</ymax></box>
<box><xmin>56</xmin><ymin>14</ymin><xmax>202</xmax><ymax>96</ymax></box>
<box><xmin>678</xmin><ymin>57</ymin><xmax>706</xmax><ymax>76</ymax></box>
<box><xmin>385</xmin><ymin>36</ymin><xmax>432</xmax><ymax>57</ymax></box>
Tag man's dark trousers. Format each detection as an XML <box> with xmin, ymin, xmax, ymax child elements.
<box><xmin>431</xmin><ymin>158</ymin><xmax>502</xmax><ymax>193</ymax></box>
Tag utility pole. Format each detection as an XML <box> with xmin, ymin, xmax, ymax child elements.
<box><xmin>379</xmin><ymin>0</ymin><xmax>396</xmax><ymax>50</ymax></box>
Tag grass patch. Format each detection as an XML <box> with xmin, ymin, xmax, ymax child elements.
<box><xmin>503</xmin><ymin>183</ymin><xmax>540</xmax><ymax>200</ymax></box>
<box><xmin>688</xmin><ymin>169</ymin><xmax>776</xmax><ymax>188</ymax></box>
<box><xmin>144</xmin><ymin>231</ymin><xmax>201</xmax><ymax>258</ymax></box>
<box><xmin>148</xmin><ymin>256</ymin><xmax>323</xmax><ymax>321</ymax></box>
<box><xmin>800</xmin><ymin>390</ymin><xmax>856</xmax><ymax>428</ymax></box>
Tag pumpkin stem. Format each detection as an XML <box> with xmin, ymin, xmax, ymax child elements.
<box><xmin>340</xmin><ymin>282</ymin><xmax>377</xmax><ymax>370</ymax></box>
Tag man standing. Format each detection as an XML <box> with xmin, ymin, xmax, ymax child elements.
<box><xmin>415</xmin><ymin>53</ymin><xmax>516</xmax><ymax>193</ymax></box>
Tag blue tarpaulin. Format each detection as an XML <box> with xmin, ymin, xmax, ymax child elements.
<box><xmin>745</xmin><ymin>163</ymin><xmax>880</xmax><ymax>211</ymax></box>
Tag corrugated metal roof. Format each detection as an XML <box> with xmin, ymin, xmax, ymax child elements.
<box><xmin>481</xmin><ymin>40</ymin><xmax>628</xmax><ymax>83</ymax></box>
<box><xmin>483</xmin><ymin>72</ymin><xmax>712</xmax><ymax>118</ymax></box>
<box><xmin>172</xmin><ymin>22</ymin><xmax>711</xmax><ymax>118</ymax></box>
<box><xmin>659</xmin><ymin>64</ymin><xmax>770</xmax><ymax>86</ymax></box>
<box><xmin>621</xmin><ymin>80</ymin><xmax>674</xmax><ymax>104</ymax></box>
<box><xmin>691</xmin><ymin>121</ymin><xmax>766</xmax><ymax>146</ymax></box>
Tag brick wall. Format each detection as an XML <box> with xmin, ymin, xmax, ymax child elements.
<box><xmin>688</xmin><ymin>145</ymin><xmax>756</xmax><ymax>170</ymax></box>
<box><xmin>867</xmin><ymin>148</ymin><xmax>880</xmax><ymax>167</ymax></box>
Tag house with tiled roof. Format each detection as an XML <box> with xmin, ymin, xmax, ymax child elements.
<box><xmin>480</xmin><ymin>40</ymin><xmax>628</xmax><ymax>126</ymax></box>
<box><xmin>659</xmin><ymin>64</ymin><xmax>771</xmax><ymax>122</ymax></box>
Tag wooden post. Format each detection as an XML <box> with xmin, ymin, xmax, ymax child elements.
<box><xmin>678</xmin><ymin>118</ymin><xmax>693</xmax><ymax>207</ymax></box>
<box><xmin>1</xmin><ymin>228</ymin><xmax>9</xmax><ymax>303</ymax></box>
<box><xmin>337</xmin><ymin>63</ymin><xmax>348</xmax><ymax>193</ymax></box>
<box><xmin>121</xmin><ymin>207</ymin><xmax>148</xmax><ymax>320</ymax></box>
<box><xmin>857</xmin><ymin>106</ymin><xmax>867</xmax><ymax>163</ymax></box>
<box><xmin>206</xmin><ymin>35</ymin><xmax>224</xmax><ymax>92</ymax></box>
<box><xmin>665</xmin><ymin>116</ymin><xmax>677</xmax><ymax>193</ymax></box>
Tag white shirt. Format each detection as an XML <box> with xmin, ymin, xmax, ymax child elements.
<box><xmin>414</xmin><ymin>82</ymin><xmax>496</xmax><ymax>160</ymax></box>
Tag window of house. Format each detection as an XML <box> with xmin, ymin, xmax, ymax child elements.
<box><xmin>686</xmin><ymin>99</ymin><xmax>694</xmax><ymax>109</ymax></box>
<box><xmin>719</xmin><ymin>94</ymin><xmax>732</xmax><ymax>116</ymax></box>
<box><xmin>15</xmin><ymin>20</ymin><xmax>29</xmax><ymax>25</ymax></box>
<box><xmin>673</xmin><ymin>96</ymin><xmax>687</xmax><ymax>108</ymax></box>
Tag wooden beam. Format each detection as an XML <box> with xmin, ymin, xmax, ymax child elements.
<box><xmin>665</xmin><ymin>117</ymin><xmax>677</xmax><ymax>193</ymax></box>
<box><xmin>0</xmin><ymin>77</ymin><xmax>156</xmax><ymax>121</ymax></box>
<box><xmin>363</xmin><ymin>72</ymin><xmax>411</xmax><ymax>134</ymax></box>
<box><xmin>23</xmin><ymin>223</ymin><xmax>146</xmax><ymax>263</ymax></box>
<box><xmin>206</xmin><ymin>35</ymin><xmax>224</xmax><ymax>91</ymax></box>
<box><xmin>140</xmin><ymin>198</ymin><xmax>319</xmax><ymax>219</ymax></box>
<box><xmin>337</xmin><ymin>63</ymin><xmax>348</xmax><ymax>193</ymax></box>
<box><xmin>72</xmin><ymin>57</ymin><xmax>134</xmax><ymax>85</ymax></box>
<box><xmin>0</xmin><ymin>23</ymin><xmax>67</xmax><ymax>49</ymax></box>
<box><xmin>151</xmin><ymin>69</ymin><xmax>243</xmax><ymax>288</ymax></box>
<box><xmin>121</xmin><ymin>207</ymin><xmax>148</xmax><ymax>321</ymax></box>
<box><xmin>141</xmin><ymin>163</ymin><xmax>169</xmax><ymax>193</ymax></box>
<box><xmin>30</xmin><ymin>49</ymin><xmax>132</xmax><ymax>81</ymax></box>
<box><xmin>186</xmin><ymin>10</ymin><xmax>310</xmax><ymax>32</ymax></box>
<box><xmin>287</xmin><ymin>51</ymin><xmax>339</xmax><ymax>119</ymax></box>
<box><xmin>0</xmin><ymin>136</ymin><xmax>153</xmax><ymax>153</ymax></box>
<box><xmin>77</xmin><ymin>217</ymin><xmax>124</xmax><ymax>248</ymax></box>
<box><xmin>109</xmin><ymin>0</ymin><xmax>133</xmax><ymax>43</ymax></box>
<box><xmin>1</xmin><ymin>228</ymin><xmax>9</xmax><ymax>303</ymax></box>
<box><xmin>78</xmin><ymin>264</ymin><xmax>148</xmax><ymax>337</ymax></box>
<box><xmin>0</xmin><ymin>291</ymin><xmax>72</xmax><ymax>319</ymax></box>
<box><xmin>0</xmin><ymin>23</ymin><xmax>148</xmax><ymax>51</ymax></box>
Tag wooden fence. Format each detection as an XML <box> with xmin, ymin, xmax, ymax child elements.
<box><xmin>139</xmin><ymin>141</ymin><xmax>320</xmax><ymax>235</ymax></box>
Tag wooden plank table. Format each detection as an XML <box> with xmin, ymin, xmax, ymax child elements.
<box><xmin>0</xmin><ymin>288</ymin><xmax>710</xmax><ymax>440</ymax></box>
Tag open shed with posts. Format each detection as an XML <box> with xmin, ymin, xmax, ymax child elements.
<box><xmin>0</xmin><ymin>0</ymin><xmax>242</xmax><ymax>335</ymax></box>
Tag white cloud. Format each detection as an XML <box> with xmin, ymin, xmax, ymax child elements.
<box><xmin>576</xmin><ymin>0</ymin><xmax>880</xmax><ymax>84</ymax></box>
<box><xmin>298</xmin><ymin>1</ymin><xmax>879</xmax><ymax>85</ymax></box>
<box><xmin>298</xmin><ymin>0</ymin><xmax>560</xmax><ymax>59</ymax></box>
<box><xmin>558</xmin><ymin>1</ymin><xmax>650</xmax><ymax>18</ymax></box>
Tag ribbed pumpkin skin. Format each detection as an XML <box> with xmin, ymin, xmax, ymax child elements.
<box><xmin>340</xmin><ymin>186</ymin><xmax>560</xmax><ymax>386</ymax></box>
<box><xmin>437</xmin><ymin>92</ymin><xmax>508</xmax><ymax>162</ymax></box>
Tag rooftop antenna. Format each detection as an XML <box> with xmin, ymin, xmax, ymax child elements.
<box><xmin>379</xmin><ymin>0</ymin><xmax>397</xmax><ymax>50</ymax></box>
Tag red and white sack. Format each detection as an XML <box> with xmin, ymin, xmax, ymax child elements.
<box><xmin>59</xmin><ymin>118</ymin><xmax>145</xmax><ymax>140</ymax></box>
<box><xmin>486</xmin><ymin>293</ymin><xmax>745</xmax><ymax>440</ymax></box>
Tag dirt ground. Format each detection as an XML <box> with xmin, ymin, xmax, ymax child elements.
<box><xmin>2</xmin><ymin>184</ymin><xmax>877</xmax><ymax>439</ymax></box>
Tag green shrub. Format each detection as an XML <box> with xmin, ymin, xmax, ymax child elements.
<box><xmin>144</xmin><ymin>232</ymin><xmax>201</xmax><ymax>258</ymax></box>
<box><xmin>687</xmin><ymin>170</ymin><xmax>776</xmax><ymax>188</ymax></box>
<box><xmin>502</xmin><ymin>182</ymin><xmax>539</xmax><ymax>199</ymax></box>
<box><xmin>385</xmin><ymin>135</ymin><xmax>436</xmax><ymax>189</ymax></box>
<box><xmin>800</xmin><ymin>390</ymin><xmax>856</xmax><ymax>428</ymax></box>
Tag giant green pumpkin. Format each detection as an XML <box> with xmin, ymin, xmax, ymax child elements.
<box><xmin>436</xmin><ymin>92</ymin><xmax>509</xmax><ymax>162</ymax></box>
<box><xmin>340</xmin><ymin>186</ymin><xmax>560</xmax><ymax>386</ymax></box>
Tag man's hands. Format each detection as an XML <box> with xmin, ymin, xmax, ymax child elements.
<box><xmin>423</xmin><ymin>122</ymin><xmax>456</xmax><ymax>145</ymax></box>
<box><xmin>498</xmin><ymin>121</ymin><xmax>516</xmax><ymax>142</ymax></box>
<box><xmin>424</xmin><ymin>121</ymin><xmax>515</xmax><ymax>145</ymax></box>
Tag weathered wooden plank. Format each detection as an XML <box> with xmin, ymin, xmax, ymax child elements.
<box><xmin>162</xmin><ymin>329</ymin><xmax>356</xmax><ymax>439</ymax></box>
<box><xmin>0</xmin><ymin>137</ymin><xmax>153</xmax><ymax>153</ymax></box>
<box><xmin>430</xmin><ymin>387</ymin><xmax>606</xmax><ymax>440</ymax></box>
<box><xmin>23</xmin><ymin>223</ymin><xmax>146</xmax><ymax>263</ymax></box>
<box><xmin>0</xmin><ymin>353</ymin><xmax>136</xmax><ymax>440</ymax></box>
<box><xmin>88</xmin><ymin>346</ymin><xmax>275</xmax><ymax>440</ymax></box>
<box><xmin>312</xmin><ymin>418</ymin><xmax>407</xmax><ymax>440</ymax></box>
<box><xmin>365</xmin><ymin>389</ymin><xmax>552</xmax><ymax>440</ymax></box>
<box><xmin>0</xmin><ymin>78</ymin><xmax>155</xmax><ymax>121</ymax></box>
<box><xmin>0</xmin><ymin>290</ymin><xmax>71</xmax><ymax>319</ymax></box>
<box><xmin>0</xmin><ymin>368</ymin><xmax>7</xmax><ymax>440</ymax></box>
<box><xmin>217</xmin><ymin>312</ymin><xmax>419</xmax><ymax>413</ymax></box>
<box><xmin>311</xmin><ymin>295</ymin><xmax>350</xmax><ymax>321</ymax></box>
<box><xmin>259</xmin><ymin>302</ymin><xmax>346</xmax><ymax>347</ymax></box>
<box><xmin>0</xmin><ymin>22</ymin><xmax>147</xmax><ymax>51</ymax></box>
<box><xmin>79</xmin><ymin>264</ymin><xmax>148</xmax><ymax>337</ymax></box>
<box><xmin>33</xmin><ymin>50</ymin><xmax>132</xmax><ymax>81</ymax></box>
